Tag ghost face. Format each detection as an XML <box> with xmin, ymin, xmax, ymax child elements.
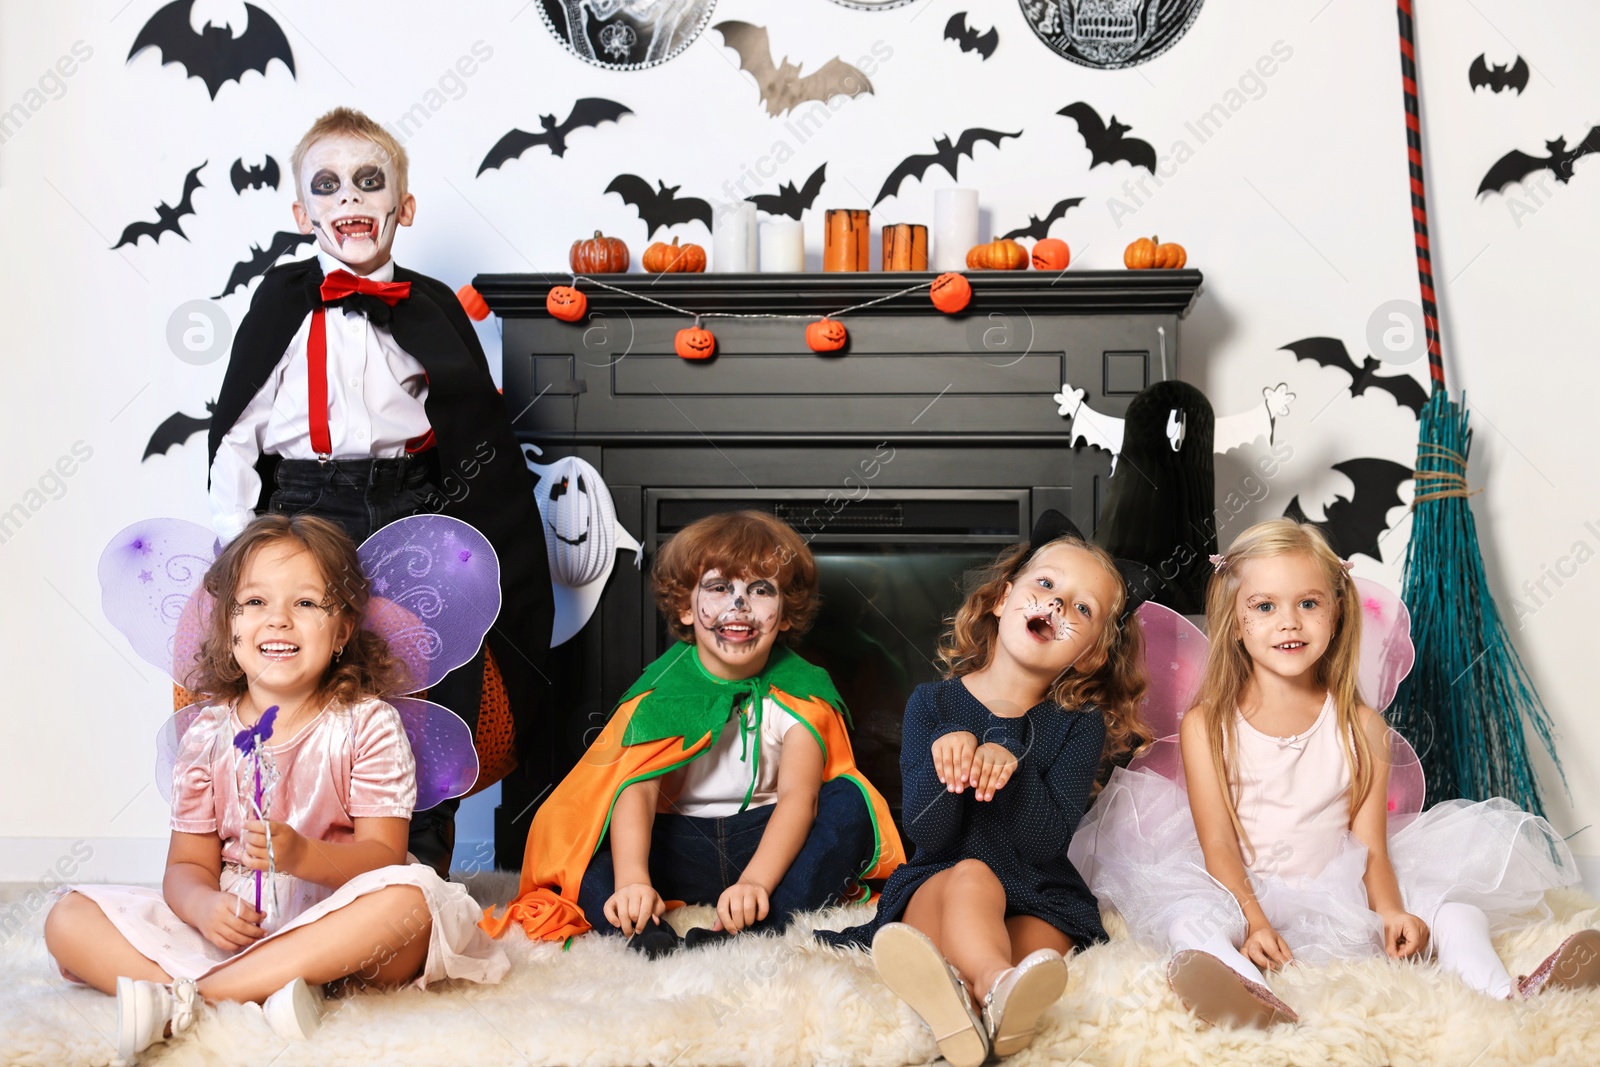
<box><xmin>992</xmin><ymin>542</ymin><xmax>1121</xmax><ymax>682</ymax></box>
<box><xmin>680</xmin><ymin>568</ymin><xmax>789</xmax><ymax>681</ymax></box>
<box><xmin>291</xmin><ymin>133</ymin><xmax>415</xmax><ymax>275</ymax></box>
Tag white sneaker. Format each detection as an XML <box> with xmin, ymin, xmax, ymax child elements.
<box><xmin>983</xmin><ymin>949</ymin><xmax>1068</xmax><ymax>1056</ymax></box>
<box><xmin>116</xmin><ymin>976</ymin><xmax>198</xmax><ymax>1061</ymax></box>
<box><xmin>262</xmin><ymin>976</ymin><xmax>323</xmax><ymax>1041</ymax></box>
<box><xmin>871</xmin><ymin>923</ymin><xmax>990</xmax><ymax>1067</ymax></box>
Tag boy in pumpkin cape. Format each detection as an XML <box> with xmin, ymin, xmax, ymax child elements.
<box><xmin>206</xmin><ymin>107</ymin><xmax>554</xmax><ymax>877</ymax></box>
<box><xmin>482</xmin><ymin>511</ymin><xmax>904</xmax><ymax>955</ymax></box>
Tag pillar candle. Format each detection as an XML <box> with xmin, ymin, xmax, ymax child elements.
<box><xmin>933</xmin><ymin>188</ymin><xmax>978</xmax><ymax>271</ymax></box>
<box><xmin>882</xmin><ymin>223</ymin><xmax>928</xmax><ymax>271</ymax></box>
<box><xmin>824</xmin><ymin>209</ymin><xmax>870</xmax><ymax>272</ymax></box>
<box><xmin>759</xmin><ymin>218</ymin><xmax>804</xmax><ymax>271</ymax></box>
<box><xmin>713</xmin><ymin>202</ymin><xmax>758</xmax><ymax>272</ymax></box>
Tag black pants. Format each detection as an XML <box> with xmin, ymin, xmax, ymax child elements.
<box><xmin>268</xmin><ymin>455</ymin><xmax>474</xmax><ymax>874</ymax></box>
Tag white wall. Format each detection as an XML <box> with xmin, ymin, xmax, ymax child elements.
<box><xmin>1</xmin><ymin>0</ymin><xmax>1595</xmax><ymax>885</ymax></box>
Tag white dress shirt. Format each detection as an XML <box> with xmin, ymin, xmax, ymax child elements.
<box><xmin>209</xmin><ymin>254</ymin><xmax>432</xmax><ymax>542</ymax></box>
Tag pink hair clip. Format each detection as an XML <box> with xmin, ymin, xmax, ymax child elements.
<box><xmin>1209</xmin><ymin>553</ymin><xmax>1228</xmax><ymax>573</ymax></box>
<box><xmin>1340</xmin><ymin>558</ymin><xmax>1356</xmax><ymax>573</ymax></box>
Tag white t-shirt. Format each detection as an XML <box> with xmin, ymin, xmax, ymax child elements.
<box><xmin>656</xmin><ymin>696</ymin><xmax>806</xmax><ymax>818</ymax></box>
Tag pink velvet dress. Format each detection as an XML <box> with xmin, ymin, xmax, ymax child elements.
<box><xmin>64</xmin><ymin>698</ymin><xmax>507</xmax><ymax>987</ymax></box>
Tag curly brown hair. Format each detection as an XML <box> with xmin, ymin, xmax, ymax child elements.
<box><xmin>185</xmin><ymin>515</ymin><xmax>409</xmax><ymax>705</ymax></box>
<box><xmin>654</xmin><ymin>510</ymin><xmax>820</xmax><ymax>645</ymax></box>
<box><xmin>937</xmin><ymin>537</ymin><xmax>1152</xmax><ymax>784</ymax></box>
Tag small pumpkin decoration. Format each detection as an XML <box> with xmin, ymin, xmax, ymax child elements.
<box><xmin>643</xmin><ymin>236</ymin><xmax>707</xmax><ymax>274</ymax></box>
<box><xmin>930</xmin><ymin>272</ymin><xmax>972</xmax><ymax>314</ymax></box>
<box><xmin>966</xmin><ymin>238</ymin><xmax>1029</xmax><ymax>271</ymax></box>
<box><xmin>675</xmin><ymin>319</ymin><xmax>716</xmax><ymax>360</ymax></box>
<box><xmin>1124</xmin><ymin>235</ymin><xmax>1187</xmax><ymax>269</ymax></box>
<box><xmin>1030</xmin><ymin>238</ymin><xmax>1071</xmax><ymax>272</ymax></box>
<box><xmin>806</xmin><ymin>317</ymin><xmax>848</xmax><ymax>353</ymax></box>
<box><xmin>546</xmin><ymin>285</ymin><xmax>587</xmax><ymax>322</ymax></box>
<box><xmin>456</xmin><ymin>283</ymin><xmax>490</xmax><ymax>321</ymax></box>
<box><xmin>570</xmin><ymin>230</ymin><xmax>630</xmax><ymax>274</ymax></box>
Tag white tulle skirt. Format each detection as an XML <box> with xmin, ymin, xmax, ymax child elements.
<box><xmin>1067</xmin><ymin>767</ymin><xmax>1580</xmax><ymax>965</ymax></box>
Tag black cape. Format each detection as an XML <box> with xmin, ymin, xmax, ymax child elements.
<box><xmin>208</xmin><ymin>257</ymin><xmax>554</xmax><ymax>767</ymax></box>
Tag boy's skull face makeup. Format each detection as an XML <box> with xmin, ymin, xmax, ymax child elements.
<box><xmin>681</xmin><ymin>568</ymin><xmax>789</xmax><ymax>680</ymax></box>
<box><xmin>993</xmin><ymin>543</ymin><xmax>1119</xmax><ymax>678</ymax></box>
<box><xmin>291</xmin><ymin>133</ymin><xmax>415</xmax><ymax>274</ymax></box>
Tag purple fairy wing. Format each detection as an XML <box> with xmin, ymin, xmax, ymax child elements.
<box><xmin>358</xmin><ymin>515</ymin><xmax>502</xmax><ymax>694</ymax></box>
<box><xmin>1386</xmin><ymin>727</ymin><xmax>1427</xmax><ymax>827</ymax></box>
<box><xmin>99</xmin><ymin>519</ymin><xmax>217</xmax><ymax>684</ymax></box>
<box><xmin>155</xmin><ymin>702</ymin><xmax>222</xmax><ymax>804</ymax></box>
<box><xmin>1354</xmin><ymin>577</ymin><xmax>1416</xmax><ymax>713</ymax></box>
<box><xmin>389</xmin><ymin>697</ymin><xmax>480</xmax><ymax>811</ymax></box>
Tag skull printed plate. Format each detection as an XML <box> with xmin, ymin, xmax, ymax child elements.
<box><xmin>1018</xmin><ymin>0</ymin><xmax>1204</xmax><ymax>69</ymax></box>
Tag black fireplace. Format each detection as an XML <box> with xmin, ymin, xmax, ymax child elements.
<box><xmin>476</xmin><ymin>270</ymin><xmax>1203</xmax><ymax>862</ymax></box>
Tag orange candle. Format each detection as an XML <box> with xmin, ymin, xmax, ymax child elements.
<box><xmin>882</xmin><ymin>223</ymin><xmax>928</xmax><ymax>271</ymax></box>
<box><xmin>824</xmin><ymin>209</ymin><xmax>870</xmax><ymax>272</ymax></box>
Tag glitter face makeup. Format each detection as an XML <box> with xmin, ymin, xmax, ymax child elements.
<box><xmin>680</xmin><ymin>568</ymin><xmax>788</xmax><ymax>680</ymax></box>
<box><xmin>1230</xmin><ymin>551</ymin><xmax>1336</xmax><ymax>685</ymax></box>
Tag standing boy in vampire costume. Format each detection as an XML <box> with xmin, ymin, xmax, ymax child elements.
<box><xmin>206</xmin><ymin>107</ymin><xmax>554</xmax><ymax>876</ymax></box>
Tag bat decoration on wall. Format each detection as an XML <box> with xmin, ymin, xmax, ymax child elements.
<box><xmin>1058</xmin><ymin>102</ymin><xmax>1156</xmax><ymax>172</ymax></box>
<box><xmin>143</xmin><ymin>402</ymin><xmax>214</xmax><ymax>461</ymax></box>
<box><xmin>1001</xmin><ymin>197</ymin><xmax>1084</xmax><ymax>241</ymax></box>
<box><xmin>604</xmin><ymin>174</ymin><xmax>714</xmax><ymax>236</ymax></box>
<box><xmin>713</xmin><ymin>21</ymin><xmax>875</xmax><ymax>118</ymax></box>
<box><xmin>127</xmin><ymin>0</ymin><xmax>296</xmax><ymax>99</ymax></box>
<box><xmin>1053</xmin><ymin>382</ymin><xmax>1295</xmax><ymax>473</ymax></box>
<box><xmin>214</xmin><ymin>230</ymin><xmax>315</xmax><ymax>298</ymax></box>
<box><xmin>1477</xmin><ymin>127</ymin><xmax>1600</xmax><ymax>197</ymax></box>
<box><xmin>875</xmin><ymin>127</ymin><xmax>1021</xmax><ymax>205</ymax></box>
<box><xmin>945</xmin><ymin>13</ymin><xmax>998</xmax><ymax>60</ymax></box>
<box><xmin>747</xmin><ymin>164</ymin><xmax>827</xmax><ymax>219</ymax></box>
<box><xmin>112</xmin><ymin>162</ymin><xmax>206</xmax><ymax>249</ymax></box>
<box><xmin>1468</xmin><ymin>53</ymin><xmax>1529</xmax><ymax>95</ymax></box>
<box><xmin>230</xmin><ymin>156</ymin><xmax>279</xmax><ymax>193</ymax></box>
<box><xmin>1284</xmin><ymin>458</ymin><xmax>1413</xmax><ymax>562</ymax></box>
<box><xmin>476</xmin><ymin>98</ymin><xmax>633</xmax><ymax>175</ymax></box>
<box><xmin>1281</xmin><ymin>337</ymin><xmax>1428</xmax><ymax>418</ymax></box>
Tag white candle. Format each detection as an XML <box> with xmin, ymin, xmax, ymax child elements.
<box><xmin>759</xmin><ymin>218</ymin><xmax>804</xmax><ymax>272</ymax></box>
<box><xmin>713</xmin><ymin>201</ymin><xmax>758</xmax><ymax>272</ymax></box>
<box><xmin>933</xmin><ymin>188</ymin><xmax>979</xmax><ymax>271</ymax></box>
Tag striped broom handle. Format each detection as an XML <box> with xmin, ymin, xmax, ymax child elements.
<box><xmin>1396</xmin><ymin>0</ymin><xmax>1448</xmax><ymax>393</ymax></box>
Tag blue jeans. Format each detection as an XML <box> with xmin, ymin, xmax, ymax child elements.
<box><xmin>577</xmin><ymin>777</ymin><xmax>877</xmax><ymax>935</ymax></box>
<box><xmin>268</xmin><ymin>455</ymin><xmax>441</xmax><ymax>544</ymax></box>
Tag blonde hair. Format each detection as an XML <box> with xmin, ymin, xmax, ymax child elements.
<box><xmin>290</xmin><ymin>107</ymin><xmax>409</xmax><ymax>200</ymax></box>
<box><xmin>1196</xmin><ymin>519</ymin><xmax>1371</xmax><ymax>863</ymax></box>
<box><xmin>937</xmin><ymin>537</ymin><xmax>1150</xmax><ymax>781</ymax></box>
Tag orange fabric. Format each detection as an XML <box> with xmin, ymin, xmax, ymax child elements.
<box><xmin>466</xmin><ymin>647</ymin><xmax>517</xmax><ymax>795</ymax></box>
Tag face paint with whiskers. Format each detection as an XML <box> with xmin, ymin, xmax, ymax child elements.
<box><xmin>1018</xmin><ymin>593</ymin><xmax>1075</xmax><ymax>641</ymax></box>
<box><xmin>692</xmin><ymin>570</ymin><xmax>781</xmax><ymax>654</ymax></box>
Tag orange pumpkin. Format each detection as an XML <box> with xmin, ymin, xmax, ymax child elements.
<box><xmin>930</xmin><ymin>272</ymin><xmax>972</xmax><ymax>314</ymax></box>
<box><xmin>675</xmin><ymin>323</ymin><xmax>716</xmax><ymax>360</ymax></box>
<box><xmin>570</xmin><ymin>231</ymin><xmax>630</xmax><ymax>274</ymax></box>
<box><xmin>966</xmin><ymin>238</ymin><xmax>1029</xmax><ymax>271</ymax></box>
<box><xmin>456</xmin><ymin>283</ymin><xmax>490</xmax><ymax>321</ymax></box>
<box><xmin>1124</xmin><ymin>235</ymin><xmax>1187</xmax><ymax>269</ymax></box>
<box><xmin>546</xmin><ymin>285</ymin><xmax>587</xmax><ymax>322</ymax></box>
<box><xmin>1030</xmin><ymin>238</ymin><xmax>1070</xmax><ymax>272</ymax></box>
<box><xmin>642</xmin><ymin>236</ymin><xmax>707</xmax><ymax>274</ymax></box>
<box><xmin>806</xmin><ymin>318</ymin><xmax>848</xmax><ymax>353</ymax></box>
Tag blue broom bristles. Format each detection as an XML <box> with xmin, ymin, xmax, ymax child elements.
<box><xmin>1388</xmin><ymin>390</ymin><xmax>1566</xmax><ymax>816</ymax></box>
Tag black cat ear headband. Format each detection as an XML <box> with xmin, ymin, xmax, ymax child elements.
<box><xmin>1024</xmin><ymin>509</ymin><xmax>1159</xmax><ymax>626</ymax></box>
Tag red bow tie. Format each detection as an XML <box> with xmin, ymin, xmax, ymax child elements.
<box><xmin>319</xmin><ymin>269</ymin><xmax>411</xmax><ymax>306</ymax></box>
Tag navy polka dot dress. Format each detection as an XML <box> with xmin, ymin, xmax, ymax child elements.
<box><xmin>819</xmin><ymin>678</ymin><xmax>1108</xmax><ymax>950</ymax></box>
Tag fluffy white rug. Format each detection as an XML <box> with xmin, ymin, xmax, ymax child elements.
<box><xmin>5</xmin><ymin>875</ymin><xmax>1599</xmax><ymax>1067</ymax></box>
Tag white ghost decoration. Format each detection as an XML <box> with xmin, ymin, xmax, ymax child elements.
<box><xmin>524</xmin><ymin>447</ymin><xmax>642</xmax><ymax>646</ymax></box>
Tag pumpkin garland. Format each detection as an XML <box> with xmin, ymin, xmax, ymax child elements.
<box><xmin>675</xmin><ymin>318</ymin><xmax>716</xmax><ymax>360</ymax></box>
<box><xmin>806</xmin><ymin>318</ymin><xmax>848</xmax><ymax>353</ymax></box>
<box><xmin>546</xmin><ymin>285</ymin><xmax>587</xmax><ymax>322</ymax></box>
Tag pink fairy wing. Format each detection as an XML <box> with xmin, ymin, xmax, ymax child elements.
<box><xmin>98</xmin><ymin>519</ymin><xmax>217</xmax><ymax>683</ymax></box>
<box><xmin>155</xmin><ymin>702</ymin><xmax>217</xmax><ymax>804</ymax></box>
<box><xmin>1386</xmin><ymin>727</ymin><xmax>1427</xmax><ymax>826</ymax></box>
<box><xmin>1127</xmin><ymin>736</ymin><xmax>1187</xmax><ymax>789</ymax></box>
<box><xmin>1130</xmin><ymin>600</ymin><xmax>1208</xmax><ymax>742</ymax></box>
<box><xmin>358</xmin><ymin>516</ymin><xmax>502</xmax><ymax>693</ymax></box>
<box><xmin>390</xmin><ymin>697</ymin><xmax>480</xmax><ymax>811</ymax></box>
<box><xmin>1354</xmin><ymin>577</ymin><xmax>1415</xmax><ymax>713</ymax></box>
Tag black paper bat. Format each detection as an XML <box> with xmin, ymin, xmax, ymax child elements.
<box><xmin>214</xmin><ymin>230</ymin><xmax>315</xmax><ymax>298</ymax></box>
<box><xmin>230</xmin><ymin>155</ymin><xmax>279</xmax><ymax>193</ymax></box>
<box><xmin>604</xmin><ymin>175</ymin><xmax>713</xmax><ymax>237</ymax></box>
<box><xmin>1468</xmin><ymin>53</ymin><xmax>1529</xmax><ymax>94</ymax></box>
<box><xmin>1284</xmin><ymin>458</ymin><xmax>1413</xmax><ymax>562</ymax></box>
<box><xmin>945</xmin><ymin>12</ymin><xmax>998</xmax><ymax>60</ymax></box>
<box><xmin>112</xmin><ymin>162</ymin><xmax>206</xmax><ymax>249</ymax></box>
<box><xmin>1281</xmin><ymin>337</ymin><xmax>1429</xmax><ymax>418</ymax></box>
<box><xmin>1058</xmin><ymin>102</ymin><xmax>1156</xmax><ymax>173</ymax></box>
<box><xmin>476</xmin><ymin>98</ymin><xmax>633</xmax><ymax>175</ymax></box>
<box><xmin>713</xmin><ymin>21</ymin><xmax>875</xmax><ymax>118</ymax></box>
<box><xmin>1477</xmin><ymin>127</ymin><xmax>1600</xmax><ymax>196</ymax></box>
<box><xmin>143</xmin><ymin>403</ymin><xmax>213</xmax><ymax>461</ymax></box>
<box><xmin>1001</xmin><ymin>197</ymin><xmax>1084</xmax><ymax>241</ymax></box>
<box><xmin>875</xmin><ymin>128</ymin><xmax>1021</xmax><ymax>205</ymax></box>
<box><xmin>747</xmin><ymin>164</ymin><xmax>827</xmax><ymax>219</ymax></box>
<box><xmin>127</xmin><ymin>0</ymin><xmax>295</xmax><ymax>99</ymax></box>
